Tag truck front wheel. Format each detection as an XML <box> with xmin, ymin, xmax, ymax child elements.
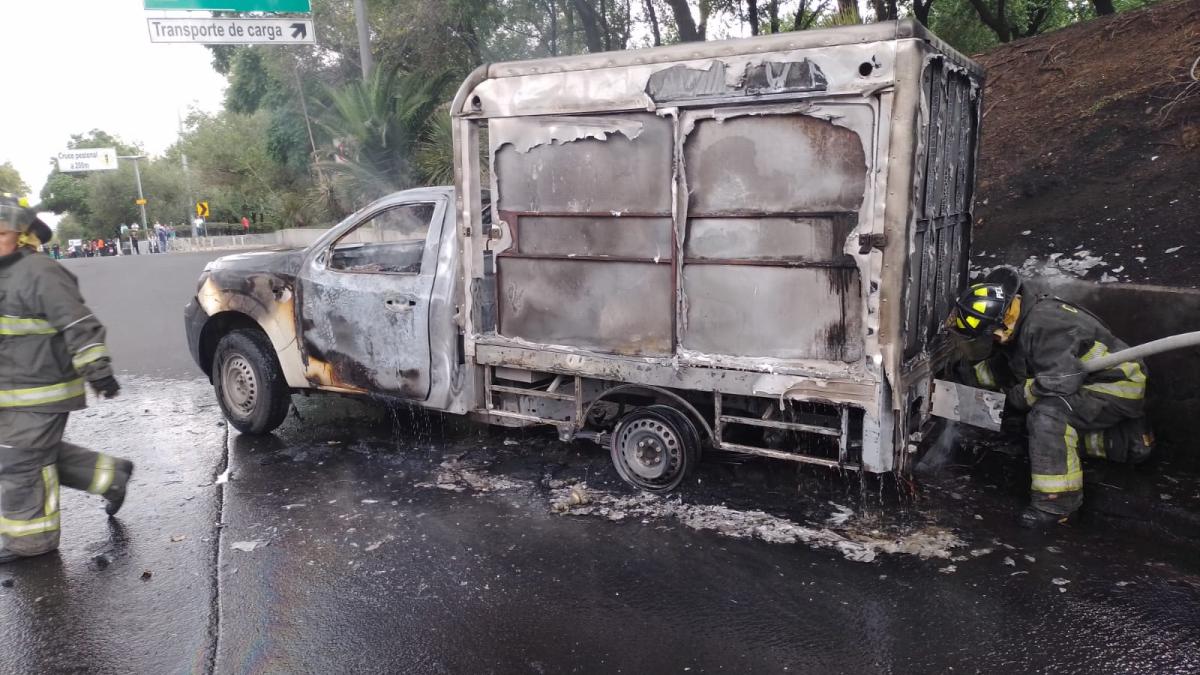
<box><xmin>610</xmin><ymin>405</ymin><xmax>700</xmax><ymax>493</ymax></box>
<box><xmin>213</xmin><ymin>329</ymin><xmax>291</xmax><ymax>435</ymax></box>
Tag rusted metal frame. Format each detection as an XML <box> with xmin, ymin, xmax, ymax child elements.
<box><xmin>484</xmin><ymin>408</ymin><xmax>573</xmax><ymax>431</ymax></box>
<box><xmin>714</xmin><ymin>391</ymin><xmax>724</xmax><ymax>446</ymax></box>
<box><xmin>574</xmin><ymin>375</ymin><xmax>584</xmax><ymax>430</ymax></box>
<box><xmin>499</xmin><ymin>253</ymin><xmax>672</xmax><ymax>264</ymax></box>
<box><xmin>500</xmin><ymin>210</ymin><xmax>671</xmax><ymax>218</ymax></box>
<box><xmin>838</xmin><ymin>406</ymin><xmax>850</xmax><ymax>468</ymax></box>
<box><xmin>686</xmin><ymin>210</ymin><xmax>855</xmax><ymax>219</ymax></box>
<box><xmin>580</xmin><ymin>383</ymin><xmax>716</xmax><ymax>443</ymax></box>
<box><xmin>489</xmin><ymin>383</ymin><xmax>576</xmax><ymax>401</ymax></box>
<box><xmin>475</xmin><ymin>342</ymin><xmax>871</xmax><ymax>388</ymax></box>
<box><xmin>484</xmin><ymin>364</ymin><xmax>495</xmax><ymax>410</ymax></box>
<box><xmin>718</xmin><ymin>414</ymin><xmax>841</xmax><ymax>437</ymax></box>
<box><xmin>934</xmin><ymin>76</ymin><xmax>964</xmax><ymax>326</ymax></box>
<box><xmin>719</xmin><ymin>441</ymin><xmax>861</xmax><ymax>470</ymax></box>
<box><xmin>670</xmin><ymin>109</ymin><xmax>685</xmax><ymax>354</ymax></box>
<box><xmin>682</xmin><ymin>258</ymin><xmax>857</xmax><ymax>269</ymax></box>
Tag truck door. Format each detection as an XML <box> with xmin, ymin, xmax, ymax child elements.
<box><xmin>298</xmin><ymin>198</ymin><xmax>446</xmax><ymax>399</ymax></box>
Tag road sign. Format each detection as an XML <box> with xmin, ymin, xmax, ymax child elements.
<box><xmin>196</xmin><ymin>201</ymin><xmax>210</xmax><ymax>218</ymax></box>
<box><xmin>135</xmin><ymin>198</ymin><xmax>148</xmax><ymax>205</ymax></box>
<box><xmin>56</xmin><ymin>148</ymin><xmax>118</xmax><ymax>173</ymax></box>
<box><xmin>147</xmin><ymin>17</ymin><xmax>314</xmax><ymax>44</ymax></box>
<box><xmin>144</xmin><ymin>0</ymin><xmax>310</xmax><ymax>11</ymax></box>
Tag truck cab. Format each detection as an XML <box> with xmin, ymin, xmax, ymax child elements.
<box><xmin>185</xmin><ymin>186</ymin><xmax>476</xmax><ymax>433</ymax></box>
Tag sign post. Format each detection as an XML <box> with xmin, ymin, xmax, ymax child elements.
<box><xmin>124</xmin><ymin>156</ymin><xmax>151</xmax><ymax>237</ymax></box>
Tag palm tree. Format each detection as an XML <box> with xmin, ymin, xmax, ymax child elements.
<box><xmin>316</xmin><ymin>66</ymin><xmax>452</xmax><ymax>208</ymax></box>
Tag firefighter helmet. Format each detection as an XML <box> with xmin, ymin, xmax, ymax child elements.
<box><xmin>951</xmin><ymin>283</ymin><xmax>1012</xmax><ymax>337</ymax></box>
<box><xmin>0</xmin><ymin>194</ymin><xmax>33</xmax><ymax>233</ymax></box>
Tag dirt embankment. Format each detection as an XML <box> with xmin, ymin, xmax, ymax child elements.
<box><xmin>972</xmin><ymin>0</ymin><xmax>1200</xmax><ymax>288</ymax></box>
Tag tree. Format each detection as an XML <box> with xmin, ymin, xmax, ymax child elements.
<box><xmin>663</xmin><ymin>0</ymin><xmax>702</xmax><ymax>41</ymax></box>
<box><xmin>40</xmin><ymin>129</ymin><xmax>142</xmax><ymax>230</ymax></box>
<box><xmin>53</xmin><ymin>214</ymin><xmax>86</xmax><ymax>245</ymax></box>
<box><xmin>964</xmin><ymin>0</ymin><xmax>1055</xmax><ymax>42</ymax></box>
<box><xmin>0</xmin><ymin>162</ymin><xmax>30</xmax><ymax>196</ymax></box>
<box><xmin>316</xmin><ymin>66</ymin><xmax>452</xmax><ymax>208</ymax></box>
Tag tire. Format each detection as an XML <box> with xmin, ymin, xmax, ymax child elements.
<box><xmin>610</xmin><ymin>405</ymin><xmax>701</xmax><ymax>493</ymax></box>
<box><xmin>213</xmin><ymin>329</ymin><xmax>291</xmax><ymax>435</ymax></box>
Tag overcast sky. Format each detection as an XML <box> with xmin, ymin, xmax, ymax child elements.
<box><xmin>0</xmin><ymin>0</ymin><xmax>228</xmax><ymax>201</ymax></box>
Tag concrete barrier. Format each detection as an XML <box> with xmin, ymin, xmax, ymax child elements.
<box><xmin>170</xmin><ymin>228</ymin><xmax>328</xmax><ymax>252</ymax></box>
<box><xmin>1025</xmin><ymin>276</ymin><xmax>1200</xmax><ymax>447</ymax></box>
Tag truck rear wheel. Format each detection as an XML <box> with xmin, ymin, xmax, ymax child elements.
<box><xmin>610</xmin><ymin>405</ymin><xmax>700</xmax><ymax>492</ymax></box>
<box><xmin>213</xmin><ymin>329</ymin><xmax>291</xmax><ymax>435</ymax></box>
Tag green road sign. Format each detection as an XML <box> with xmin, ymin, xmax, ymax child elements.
<box><xmin>144</xmin><ymin>0</ymin><xmax>311</xmax><ymax>11</ymax></box>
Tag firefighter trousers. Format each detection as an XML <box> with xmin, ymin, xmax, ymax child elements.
<box><xmin>1026</xmin><ymin>391</ymin><xmax>1144</xmax><ymax>516</ymax></box>
<box><xmin>0</xmin><ymin>411</ymin><xmax>131</xmax><ymax>558</ymax></box>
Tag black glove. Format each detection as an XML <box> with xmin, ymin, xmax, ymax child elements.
<box><xmin>91</xmin><ymin>375</ymin><xmax>121</xmax><ymax>399</ymax></box>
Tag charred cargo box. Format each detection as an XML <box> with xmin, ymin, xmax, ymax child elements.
<box><xmin>452</xmin><ymin>20</ymin><xmax>984</xmax><ymax>479</ymax></box>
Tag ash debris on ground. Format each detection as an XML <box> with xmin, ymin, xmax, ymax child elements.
<box><xmin>409</xmin><ymin>439</ymin><xmax>965</xmax><ymax>564</ymax></box>
<box><xmin>546</xmin><ymin>483</ymin><xmax>964</xmax><ymax>563</ymax></box>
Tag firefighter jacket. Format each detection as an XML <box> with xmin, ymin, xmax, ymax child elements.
<box><xmin>0</xmin><ymin>249</ymin><xmax>113</xmax><ymax>412</ymax></box>
<box><xmin>972</xmin><ymin>295</ymin><xmax>1147</xmax><ymax>411</ymax></box>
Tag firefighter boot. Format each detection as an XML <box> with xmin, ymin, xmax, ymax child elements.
<box><xmin>103</xmin><ymin>460</ymin><xmax>135</xmax><ymax>517</ymax></box>
<box><xmin>1018</xmin><ymin>506</ymin><xmax>1072</xmax><ymax>529</ymax></box>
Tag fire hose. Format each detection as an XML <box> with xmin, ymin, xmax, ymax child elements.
<box><xmin>1080</xmin><ymin>331</ymin><xmax>1200</xmax><ymax>373</ymax></box>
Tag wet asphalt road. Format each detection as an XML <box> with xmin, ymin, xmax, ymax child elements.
<box><xmin>2</xmin><ymin>250</ymin><xmax>1199</xmax><ymax>673</ymax></box>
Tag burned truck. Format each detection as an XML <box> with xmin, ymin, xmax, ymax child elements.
<box><xmin>184</xmin><ymin>20</ymin><xmax>984</xmax><ymax>491</ymax></box>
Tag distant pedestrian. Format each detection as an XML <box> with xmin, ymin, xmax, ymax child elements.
<box><xmin>241</xmin><ymin>215</ymin><xmax>250</xmax><ymax>233</ymax></box>
<box><xmin>129</xmin><ymin>224</ymin><xmax>140</xmax><ymax>254</ymax></box>
<box><xmin>155</xmin><ymin>222</ymin><xmax>168</xmax><ymax>253</ymax></box>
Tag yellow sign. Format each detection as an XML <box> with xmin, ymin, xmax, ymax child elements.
<box><xmin>195</xmin><ymin>201</ymin><xmax>210</xmax><ymax>218</ymax></box>
<box><xmin>135</xmin><ymin>198</ymin><xmax>147</xmax><ymax>205</ymax></box>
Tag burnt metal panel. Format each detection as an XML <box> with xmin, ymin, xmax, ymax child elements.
<box><xmin>684</xmin><ymin>114</ymin><xmax>867</xmax><ymax>215</ymax></box>
<box><xmin>645</xmin><ymin>59</ymin><xmax>827</xmax><ymax>102</ymax></box>
<box><xmin>497</xmin><ymin>258</ymin><xmax>673</xmax><ymax>356</ymax></box>
<box><xmin>685</xmin><ymin>216</ymin><xmax>854</xmax><ymax>262</ymax></box>
<box><xmin>681</xmin><ymin>265</ymin><xmax>863</xmax><ymax>361</ymax></box>
<box><xmin>492</xmin><ymin>112</ymin><xmax>672</xmax><ymax>213</ymax></box>
<box><xmin>903</xmin><ymin>57</ymin><xmax>979</xmax><ymax>360</ymax></box>
<box><xmin>516</xmin><ymin>215</ymin><xmax>672</xmax><ymax>259</ymax></box>
<box><xmin>681</xmin><ymin>111</ymin><xmax>866</xmax><ymax>364</ymax></box>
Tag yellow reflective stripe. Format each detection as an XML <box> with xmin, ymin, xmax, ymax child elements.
<box><xmin>42</xmin><ymin>465</ymin><xmax>60</xmax><ymax>517</ymax></box>
<box><xmin>1024</xmin><ymin>379</ymin><xmax>1038</xmax><ymax>406</ymax></box>
<box><xmin>1084</xmin><ymin>362</ymin><xmax>1146</xmax><ymax>400</ymax></box>
<box><xmin>1032</xmin><ymin>425</ymin><xmax>1083</xmax><ymax>493</ymax></box>
<box><xmin>0</xmin><ymin>512</ymin><xmax>60</xmax><ymax>537</ymax></box>
<box><xmin>72</xmin><ymin>343</ymin><xmax>110</xmax><ymax>369</ymax></box>
<box><xmin>974</xmin><ymin>361</ymin><xmax>996</xmax><ymax>389</ymax></box>
<box><xmin>1084</xmin><ymin>431</ymin><xmax>1106</xmax><ymax>458</ymax></box>
<box><xmin>0</xmin><ymin>314</ymin><xmax>56</xmax><ymax>336</ymax></box>
<box><xmin>1080</xmin><ymin>341</ymin><xmax>1108</xmax><ymax>362</ymax></box>
<box><xmin>0</xmin><ymin>379</ymin><xmax>86</xmax><ymax>408</ymax></box>
<box><xmin>88</xmin><ymin>455</ymin><xmax>116</xmax><ymax>495</ymax></box>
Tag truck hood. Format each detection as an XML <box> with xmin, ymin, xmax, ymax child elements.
<box><xmin>205</xmin><ymin>248</ymin><xmax>306</xmax><ymax>278</ymax></box>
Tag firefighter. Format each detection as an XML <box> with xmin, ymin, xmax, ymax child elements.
<box><xmin>946</xmin><ymin>268</ymin><xmax>1151</xmax><ymax>528</ymax></box>
<box><xmin>0</xmin><ymin>195</ymin><xmax>133</xmax><ymax>563</ymax></box>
